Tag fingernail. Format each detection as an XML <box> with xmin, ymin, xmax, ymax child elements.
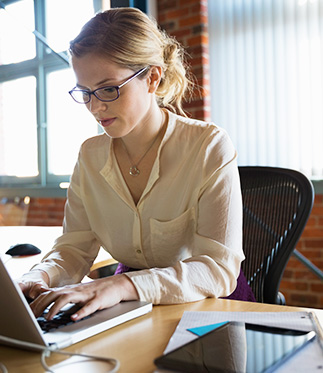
<box><xmin>71</xmin><ymin>314</ymin><xmax>78</xmax><ymax>320</ymax></box>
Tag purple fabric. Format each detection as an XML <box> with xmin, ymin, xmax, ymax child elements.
<box><xmin>114</xmin><ymin>263</ymin><xmax>134</xmax><ymax>275</ymax></box>
<box><xmin>114</xmin><ymin>263</ymin><xmax>256</xmax><ymax>302</ymax></box>
<box><xmin>220</xmin><ymin>269</ymin><xmax>256</xmax><ymax>302</ymax></box>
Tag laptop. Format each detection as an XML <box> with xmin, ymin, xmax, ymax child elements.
<box><xmin>0</xmin><ymin>257</ymin><xmax>152</xmax><ymax>350</ymax></box>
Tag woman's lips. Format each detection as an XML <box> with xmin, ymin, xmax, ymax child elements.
<box><xmin>99</xmin><ymin>118</ymin><xmax>116</xmax><ymax>127</ymax></box>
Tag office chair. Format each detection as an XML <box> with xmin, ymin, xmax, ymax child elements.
<box><xmin>239</xmin><ymin>166</ymin><xmax>314</xmax><ymax>304</ymax></box>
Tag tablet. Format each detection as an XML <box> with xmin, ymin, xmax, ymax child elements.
<box><xmin>154</xmin><ymin>322</ymin><xmax>315</xmax><ymax>373</ymax></box>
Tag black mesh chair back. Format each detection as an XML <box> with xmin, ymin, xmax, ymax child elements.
<box><xmin>239</xmin><ymin>166</ymin><xmax>314</xmax><ymax>304</ymax></box>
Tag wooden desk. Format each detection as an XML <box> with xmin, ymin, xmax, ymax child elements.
<box><xmin>0</xmin><ymin>298</ymin><xmax>322</xmax><ymax>373</ymax></box>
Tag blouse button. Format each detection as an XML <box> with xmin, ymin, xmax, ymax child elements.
<box><xmin>136</xmin><ymin>249</ymin><xmax>142</xmax><ymax>254</ymax></box>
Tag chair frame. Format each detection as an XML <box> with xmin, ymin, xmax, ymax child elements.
<box><xmin>239</xmin><ymin>166</ymin><xmax>314</xmax><ymax>304</ymax></box>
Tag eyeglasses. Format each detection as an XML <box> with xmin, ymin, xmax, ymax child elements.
<box><xmin>69</xmin><ymin>67</ymin><xmax>149</xmax><ymax>104</ymax></box>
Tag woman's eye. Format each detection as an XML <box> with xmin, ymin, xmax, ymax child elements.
<box><xmin>102</xmin><ymin>87</ymin><xmax>116</xmax><ymax>93</ymax></box>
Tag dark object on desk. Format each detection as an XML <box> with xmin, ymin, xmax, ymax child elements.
<box><xmin>239</xmin><ymin>166</ymin><xmax>314</xmax><ymax>304</ymax></box>
<box><xmin>6</xmin><ymin>244</ymin><xmax>41</xmax><ymax>257</ymax></box>
<box><xmin>154</xmin><ymin>322</ymin><xmax>316</xmax><ymax>373</ymax></box>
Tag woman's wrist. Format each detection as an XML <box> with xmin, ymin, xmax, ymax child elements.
<box><xmin>118</xmin><ymin>274</ymin><xmax>140</xmax><ymax>301</ymax></box>
<box><xmin>19</xmin><ymin>269</ymin><xmax>49</xmax><ymax>287</ymax></box>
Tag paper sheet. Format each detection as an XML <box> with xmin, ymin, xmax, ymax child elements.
<box><xmin>163</xmin><ymin>311</ymin><xmax>323</xmax><ymax>372</ymax></box>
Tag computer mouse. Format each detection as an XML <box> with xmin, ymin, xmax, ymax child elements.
<box><xmin>5</xmin><ymin>243</ymin><xmax>41</xmax><ymax>257</ymax></box>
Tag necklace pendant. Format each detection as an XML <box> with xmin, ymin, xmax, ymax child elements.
<box><xmin>129</xmin><ymin>166</ymin><xmax>140</xmax><ymax>176</ymax></box>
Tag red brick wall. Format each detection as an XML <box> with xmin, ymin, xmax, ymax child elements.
<box><xmin>26</xmin><ymin>198</ymin><xmax>65</xmax><ymax>227</ymax></box>
<box><xmin>157</xmin><ymin>0</ymin><xmax>211</xmax><ymax>122</ymax></box>
<box><xmin>21</xmin><ymin>1</ymin><xmax>322</xmax><ymax>309</ymax></box>
<box><xmin>280</xmin><ymin>195</ymin><xmax>323</xmax><ymax>309</ymax></box>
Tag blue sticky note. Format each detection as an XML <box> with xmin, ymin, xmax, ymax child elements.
<box><xmin>187</xmin><ymin>321</ymin><xmax>229</xmax><ymax>336</ymax></box>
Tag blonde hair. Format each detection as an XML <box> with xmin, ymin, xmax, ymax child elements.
<box><xmin>69</xmin><ymin>7</ymin><xmax>194</xmax><ymax>116</ymax></box>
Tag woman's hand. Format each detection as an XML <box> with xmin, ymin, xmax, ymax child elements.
<box><xmin>18</xmin><ymin>271</ymin><xmax>50</xmax><ymax>301</ymax></box>
<box><xmin>28</xmin><ymin>274</ymin><xmax>139</xmax><ymax>321</ymax></box>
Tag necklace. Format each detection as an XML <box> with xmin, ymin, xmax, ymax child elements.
<box><xmin>121</xmin><ymin>112</ymin><xmax>165</xmax><ymax>177</ymax></box>
<box><xmin>122</xmin><ymin>129</ymin><xmax>161</xmax><ymax>176</ymax></box>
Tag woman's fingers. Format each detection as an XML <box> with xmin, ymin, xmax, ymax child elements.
<box><xmin>30</xmin><ymin>287</ymin><xmax>85</xmax><ymax>319</ymax></box>
<box><xmin>18</xmin><ymin>280</ymin><xmax>48</xmax><ymax>298</ymax></box>
<box><xmin>70</xmin><ymin>298</ymin><xmax>102</xmax><ymax>321</ymax></box>
<box><xmin>46</xmin><ymin>291</ymin><xmax>90</xmax><ymax>320</ymax></box>
<box><xmin>29</xmin><ymin>274</ymin><xmax>138</xmax><ymax>321</ymax></box>
<box><xmin>29</xmin><ymin>284</ymin><xmax>49</xmax><ymax>299</ymax></box>
<box><xmin>30</xmin><ymin>283</ymin><xmax>100</xmax><ymax>319</ymax></box>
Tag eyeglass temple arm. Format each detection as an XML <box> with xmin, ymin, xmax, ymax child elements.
<box><xmin>118</xmin><ymin>67</ymin><xmax>149</xmax><ymax>89</ymax></box>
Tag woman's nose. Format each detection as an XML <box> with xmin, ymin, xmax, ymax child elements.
<box><xmin>87</xmin><ymin>95</ymin><xmax>108</xmax><ymax>114</ymax></box>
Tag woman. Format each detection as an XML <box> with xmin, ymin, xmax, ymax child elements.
<box><xmin>19</xmin><ymin>8</ymin><xmax>254</xmax><ymax>322</ymax></box>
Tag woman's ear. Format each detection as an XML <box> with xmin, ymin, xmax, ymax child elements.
<box><xmin>147</xmin><ymin>66</ymin><xmax>162</xmax><ymax>93</ymax></box>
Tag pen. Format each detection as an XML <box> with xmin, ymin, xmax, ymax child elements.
<box><xmin>309</xmin><ymin>311</ymin><xmax>323</xmax><ymax>355</ymax></box>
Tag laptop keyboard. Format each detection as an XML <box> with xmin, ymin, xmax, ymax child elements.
<box><xmin>37</xmin><ymin>304</ymin><xmax>90</xmax><ymax>333</ymax></box>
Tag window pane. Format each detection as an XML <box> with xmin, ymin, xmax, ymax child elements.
<box><xmin>0</xmin><ymin>0</ymin><xmax>35</xmax><ymax>65</ymax></box>
<box><xmin>47</xmin><ymin>69</ymin><xmax>98</xmax><ymax>176</ymax></box>
<box><xmin>46</xmin><ymin>0</ymin><xmax>95</xmax><ymax>53</ymax></box>
<box><xmin>0</xmin><ymin>76</ymin><xmax>38</xmax><ymax>177</ymax></box>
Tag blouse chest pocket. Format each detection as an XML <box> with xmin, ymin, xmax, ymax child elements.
<box><xmin>149</xmin><ymin>207</ymin><xmax>196</xmax><ymax>265</ymax></box>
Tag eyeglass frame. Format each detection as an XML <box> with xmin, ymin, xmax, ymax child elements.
<box><xmin>68</xmin><ymin>66</ymin><xmax>149</xmax><ymax>104</ymax></box>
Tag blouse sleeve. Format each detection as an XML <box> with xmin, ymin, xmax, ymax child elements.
<box><xmin>24</xmin><ymin>149</ymin><xmax>101</xmax><ymax>287</ymax></box>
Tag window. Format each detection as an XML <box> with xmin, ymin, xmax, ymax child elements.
<box><xmin>0</xmin><ymin>0</ymin><xmax>102</xmax><ymax>196</ymax></box>
<box><xmin>208</xmin><ymin>0</ymin><xmax>323</xmax><ymax>182</ymax></box>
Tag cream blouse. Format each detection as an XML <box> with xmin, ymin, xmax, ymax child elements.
<box><xmin>27</xmin><ymin>111</ymin><xmax>244</xmax><ymax>304</ymax></box>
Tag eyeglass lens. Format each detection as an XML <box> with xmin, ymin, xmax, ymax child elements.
<box><xmin>71</xmin><ymin>86</ymin><xmax>119</xmax><ymax>103</ymax></box>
